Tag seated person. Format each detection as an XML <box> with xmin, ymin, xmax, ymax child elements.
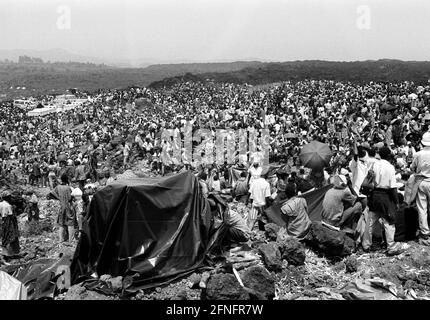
<box><xmin>296</xmin><ymin>169</ymin><xmax>314</xmax><ymax>194</ymax></box>
<box><xmin>224</xmin><ymin>208</ymin><xmax>252</xmax><ymax>244</ymax></box>
<box><xmin>322</xmin><ymin>174</ymin><xmax>362</xmax><ymax>232</ymax></box>
<box><xmin>280</xmin><ymin>183</ymin><xmax>312</xmax><ymax>240</ymax></box>
<box><xmin>274</xmin><ymin>171</ymin><xmax>288</xmax><ymax>203</ymax></box>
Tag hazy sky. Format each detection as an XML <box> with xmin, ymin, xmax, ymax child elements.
<box><xmin>0</xmin><ymin>0</ymin><xmax>429</xmax><ymax>63</ymax></box>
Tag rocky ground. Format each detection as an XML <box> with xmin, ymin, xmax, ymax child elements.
<box><xmin>3</xmin><ymin>185</ymin><xmax>430</xmax><ymax>301</ymax></box>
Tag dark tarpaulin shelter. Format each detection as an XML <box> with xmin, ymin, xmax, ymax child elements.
<box><xmin>70</xmin><ymin>171</ymin><xmax>226</xmax><ymax>291</ymax></box>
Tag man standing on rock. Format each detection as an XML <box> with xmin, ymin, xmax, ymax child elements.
<box><xmin>0</xmin><ymin>191</ymin><xmax>20</xmax><ymax>257</ymax></box>
<box><xmin>371</xmin><ymin>147</ymin><xmax>409</xmax><ymax>255</ymax></box>
<box><xmin>410</xmin><ymin>132</ymin><xmax>430</xmax><ymax>246</ymax></box>
<box><xmin>248</xmin><ymin>176</ymin><xmax>271</xmax><ymax>230</ymax></box>
<box><xmin>74</xmin><ymin>160</ymin><xmax>87</xmax><ymax>191</ymax></box>
<box><xmin>48</xmin><ymin>174</ymin><xmax>75</xmax><ymax>243</ymax></box>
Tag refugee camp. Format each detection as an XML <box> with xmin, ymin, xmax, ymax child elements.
<box><xmin>1</xmin><ymin>0</ymin><xmax>430</xmax><ymax>304</ymax></box>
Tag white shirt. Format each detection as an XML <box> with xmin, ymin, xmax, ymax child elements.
<box><xmin>411</xmin><ymin>146</ymin><xmax>430</xmax><ymax>174</ymax></box>
<box><xmin>0</xmin><ymin>200</ymin><xmax>13</xmax><ymax>218</ymax></box>
<box><xmin>249</xmin><ymin>178</ymin><xmax>271</xmax><ymax>207</ymax></box>
<box><xmin>249</xmin><ymin>166</ymin><xmax>262</xmax><ymax>180</ymax></box>
<box><xmin>349</xmin><ymin>158</ymin><xmax>369</xmax><ymax>195</ymax></box>
<box><xmin>373</xmin><ymin>159</ymin><xmax>397</xmax><ymax>189</ymax></box>
<box><xmin>212</xmin><ymin>180</ymin><xmax>221</xmax><ymax>192</ymax></box>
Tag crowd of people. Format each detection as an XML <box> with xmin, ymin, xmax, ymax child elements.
<box><xmin>1</xmin><ymin>79</ymin><xmax>430</xmax><ymax>257</ymax></box>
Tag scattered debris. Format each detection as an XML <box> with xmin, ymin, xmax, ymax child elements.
<box><xmin>340</xmin><ymin>278</ymin><xmax>399</xmax><ymax>300</ymax></box>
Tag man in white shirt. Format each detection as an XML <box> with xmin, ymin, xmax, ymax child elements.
<box><xmin>248</xmin><ymin>177</ymin><xmax>271</xmax><ymax>230</ymax></box>
<box><xmin>410</xmin><ymin>132</ymin><xmax>430</xmax><ymax>245</ymax></box>
<box><xmin>248</xmin><ymin>162</ymin><xmax>262</xmax><ymax>187</ymax></box>
<box><xmin>370</xmin><ymin>147</ymin><xmax>409</xmax><ymax>255</ymax></box>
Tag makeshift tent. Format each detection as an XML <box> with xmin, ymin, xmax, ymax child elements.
<box><xmin>71</xmin><ymin>171</ymin><xmax>227</xmax><ymax>291</ymax></box>
<box><xmin>266</xmin><ymin>185</ymin><xmax>332</xmax><ymax>226</ymax></box>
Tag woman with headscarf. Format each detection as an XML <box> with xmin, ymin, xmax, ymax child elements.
<box><xmin>0</xmin><ymin>191</ymin><xmax>20</xmax><ymax>257</ymax></box>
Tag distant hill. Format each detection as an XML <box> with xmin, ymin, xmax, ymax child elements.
<box><xmin>0</xmin><ymin>60</ymin><xmax>265</xmax><ymax>99</ymax></box>
<box><xmin>143</xmin><ymin>61</ymin><xmax>263</xmax><ymax>77</ymax></box>
<box><xmin>149</xmin><ymin>60</ymin><xmax>430</xmax><ymax>88</ymax></box>
<box><xmin>2</xmin><ymin>59</ymin><xmax>430</xmax><ymax>101</ymax></box>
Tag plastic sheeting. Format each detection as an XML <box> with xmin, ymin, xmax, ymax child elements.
<box><xmin>341</xmin><ymin>278</ymin><xmax>398</xmax><ymax>300</ymax></box>
<box><xmin>265</xmin><ymin>185</ymin><xmax>333</xmax><ymax>227</ymax></box>
<box><xmin>71</xmin><ymin>171</ymin><xmax>226</xmax><ymax>291</ymax></box>
<box><xmin>0</xmin><ymin>271</ymin><xmax>27</xmax><ymax>300</ymax></box>
<box><xmin>1</xmin><ymin>255</ymin><xmax>73</xmax><ymax>300</ymax></box>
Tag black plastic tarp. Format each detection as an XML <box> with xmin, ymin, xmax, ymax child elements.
<box><xmin>70</xmin><ymin>171</ymin><xmax>226</xmax><ymax>291</ymax></box>
<box><xmin>265</xmin><ymin>185</ymin><xmax>333</xmax><ymax>227</ymax></box>
<box><xmin>2</xmin><ymin>255</ymin><xmax>73</xmax><ymax>300</ymax></box>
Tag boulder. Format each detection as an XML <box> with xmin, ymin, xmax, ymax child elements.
<box><xmin>305</xmin><ymin>222</ymin><xmax>355</xmax><ymax>258</ymax></box>
<box><xmin>241</xmin><ymin>266</ymin><xmax>276</xmax><ymax>300</ymax></box>
<box><xmin>258</xmin><ymin>242</ymin><xmax>283</xmax><ymax>272</ymax></box>
<box><xmin>264</xmin><ymin>223</ymin><xmax>280</xmax><ymax>241</ymax></box>
<box><xmin>277</xmin><ymin>236</ymin><xmax>306</xmax><ymax>266</ymax></box>
<box><xmin>202</xmin><ymin>273</ymin><xmax>249</xmax><ymax>300</ymax></box>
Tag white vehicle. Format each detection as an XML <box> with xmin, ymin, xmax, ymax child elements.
<box><xmin>13</xmin><ymin>99</ymin><xmax>37</xmax><ymax>110</ymax></box>
<box><xmin>27</xmin><ymin>107</ymin><xmax>56</xmax><ymax>117</ymax></box>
